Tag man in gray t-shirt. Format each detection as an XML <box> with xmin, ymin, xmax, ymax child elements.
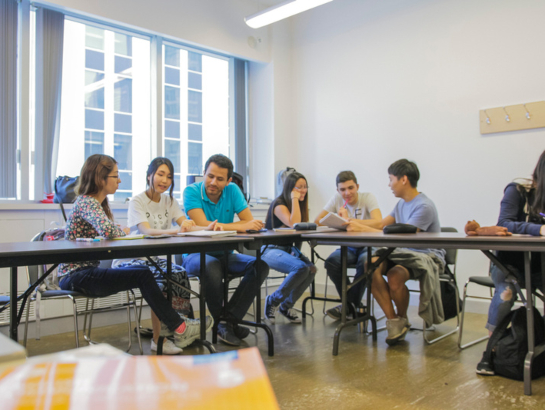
<box><xmin>344</xmin><ymin>159</ymin><xmax>445</xmax><ymax>346</ymax></box>
<box><xmin>314</xmin><ymin>171</ymin><xmax>382</xmax><ymax>320</ymax></box>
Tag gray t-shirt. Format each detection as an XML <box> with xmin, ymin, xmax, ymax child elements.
<box><xmin>323</xmin><ymin>192</ymin><xmax>379</xmax><ymax>220</ymax></box>
<box><xmin>389</xmin><ymin>192</ymin><xmax>445</xmax><ymax>263</ymax></box>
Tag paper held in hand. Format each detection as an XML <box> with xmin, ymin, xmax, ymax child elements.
<box><xmin>319</xmin><ymin>212</ymin><xmax>349</xmax><ymax>230</ymax></box>
<box><xmin>177</xmin><ymin>230</ymin><xmax>238</xmax><ymax>237</ymax></box>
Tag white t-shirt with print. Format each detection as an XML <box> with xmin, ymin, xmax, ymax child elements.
<box><xmin>128</xmin><ymin>191</ymin><xmax>185</xmax><ymax>232</ymax></box>
<box><xmin>323</xmin><ymin>192</ymin><xmax>379</xmax><ymax>220</ymax></box>
<box><xmin>112</xmin><ymin>191</ymin><xmax>185</xmax><ymax>267</ymax></box>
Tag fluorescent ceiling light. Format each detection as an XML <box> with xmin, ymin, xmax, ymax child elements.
<box><xmin>245</xmin><ymin>0</ymin><xmax>334</xmax><ymax>29</ymax></box>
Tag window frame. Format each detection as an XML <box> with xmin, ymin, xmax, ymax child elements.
<box><xmin>10</xmin><ymin>0</ymin><xmax>243</xmax><ymax>203</ymax></box>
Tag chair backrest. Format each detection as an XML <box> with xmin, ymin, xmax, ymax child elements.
<box><xmin>440</xmin><ymin>227</ymin><xmax>457</xmax><ymax>267</ymax></box>
<box><xmin>27</xmin><ymin>229</ymin><xmax>65</xmax><ymax>286</ymax></box>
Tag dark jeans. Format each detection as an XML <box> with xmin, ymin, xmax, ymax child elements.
<box><xmin>325</xmin><ymin>247</ymin><xmax>369</xmax><ymax>306</ymax></box>
<box><xmin>182</xmin><ymin>253</ymin><xmax>269</xmax><ymax>321</ymax></box>
<box><xmin>59</xmin><ymin>266</ymin><xmax>184</xmax><ymax>331</ymax></box>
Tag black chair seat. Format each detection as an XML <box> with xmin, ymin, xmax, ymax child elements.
<box><xmin>39</xmin><ymin>290</ymin><xmax>85</xmax><ymax>298</ymax></box>
<box><xmin>468</xmin><ymin>276</ymin><xmax>494</xmax><ymax>288</ymax></box>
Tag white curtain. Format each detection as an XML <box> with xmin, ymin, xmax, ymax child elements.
<box><xmin>35</xmin><ymin>8</ymin><xmax>64</xmax><ymax>195</ymax></box>
<box><xmin>0</xmin><ymin>0</ymin><xmax>18</xmax><ymax>198</ymax></box>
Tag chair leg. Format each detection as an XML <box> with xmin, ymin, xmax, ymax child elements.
<box><xmin>84</xmin><ymin>299</ymin><xmax>95</xmax><ymax>344</ymax></box>
<box><xmin>458</xmin><ymin>280</ymin><xmax>489</xmax><ymax>349</ymax></box>
<box><xmin>322</xmin><ymin>275</ymin><xmax>330</xmax><ymax>315</ymax></box>
<box><xmin>125</xmin><ymin>292</ymin><xmax>133</xmax><ymax>353</ymax></box>
<box><xmin>131</xmin><ymin>292</ymin><xmax>143</xmax><ymax>355</ymax></box>
<box><xmin>423</xmin><ymin>281</ymin><xmax>460</xmax><ymax>345</ymax></box>
<box><xmin>69</xmin><ymin>296</ymin><xmax>80</xmax><ymax>348</ymax></box>
<box><xmin>23</xmin><ymin>299</ymin><xmax>31</xmax><ymax>347</ymax></box>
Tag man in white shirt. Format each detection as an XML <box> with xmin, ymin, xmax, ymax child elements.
<box><xmin>314</xmin><ymin>171</ymin><xmax>382</xmax><ymax>320</ymax></box>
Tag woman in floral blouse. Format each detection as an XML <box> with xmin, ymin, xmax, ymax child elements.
<box><xmin>58</xmin><ymin>154</ymin><xmax>210</xmax><ymax>352</ymax></box>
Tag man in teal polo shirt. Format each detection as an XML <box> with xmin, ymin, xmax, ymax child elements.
<box><xmin>182</xmin><ymin>154</ymin><xmax>269</xmax><ymax>346</ymax></box>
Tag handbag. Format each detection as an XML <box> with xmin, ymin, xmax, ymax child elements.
<box><xmin>53</xmin><ymin>176</ymin><xmax>79</xmax><ymax>222</ymax></box>
<box><xmin>383</xmin><ymin>223</ymin><xmax>418</xmax><ymax>234</ymax></box>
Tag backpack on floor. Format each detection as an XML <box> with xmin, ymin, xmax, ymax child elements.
<box><xmin>483</xmin><ymin>306</ymin><xmax>545</xmax><ymax>380</ymax></box>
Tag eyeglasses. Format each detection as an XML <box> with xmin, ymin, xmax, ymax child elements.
<box><xmin>107</xmin><ymin>175</ymin><xmax>120</xmax><ymax>179</ymax></box>
<box><xmin>295</xmin><ymin>186</ymin><xmax>308</xmax><ymax>190</ymax></box>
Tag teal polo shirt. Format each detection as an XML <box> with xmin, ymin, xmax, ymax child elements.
<box><xmin>183</xmin><ymin>181</ymin><xmax>248</xmax><ymax>256</ymax></box>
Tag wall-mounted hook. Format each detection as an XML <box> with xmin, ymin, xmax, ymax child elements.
<box><xmin>523</xmin><ymin>104</ymin><xmax>531</xmax><ymax>120</ymax></box>
<box><xmin>484</xmin><ymin>110</ymin><xmax>491</xmax><ymax>124</ymax></box>
<box><xmin>502</xmin><ymin>107</ymin><xmax>510</xmax><ymax>122</ymax></box>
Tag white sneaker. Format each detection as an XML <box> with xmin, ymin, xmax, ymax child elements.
<box><xmin>173</xmin><ymin>317</ymin><xmax>212</xmax><ymax>348</ymax></box>
<box><xmin>151</xmin><ymin>338</ymin><xmax>183</xmax><ymax>355</ymax></box>
<box><xmin>385</xmin><ymin>317</ymin><xmax>409</xmax><ymax>346</ymax></box>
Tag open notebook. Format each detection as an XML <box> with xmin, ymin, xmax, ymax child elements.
<box><xmin>177</xmin><ymin>230</ymin><xmax>238</xmax><ymax>238</ymax></box>
<box><xmin>318</xmin><ymin>212</ymin><xmax>348</xmax><ymax>230</ymax></box>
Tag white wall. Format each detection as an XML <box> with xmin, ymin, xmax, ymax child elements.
<box><xmin>284</xmin><ymin>0</ymin><xmax>545</xmax><ymax>300</ymax></box>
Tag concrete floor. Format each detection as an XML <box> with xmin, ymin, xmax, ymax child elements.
<box><xmin>22</xmin><ymin>304</ymin><xmax>545</xmax><ymax>409</ymax></box>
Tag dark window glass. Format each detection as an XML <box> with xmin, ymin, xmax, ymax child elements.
<box><xmin>165</xmin><ymin>139</ymin><xmax>180</xmax><ymax>172</ymax></box>
<box><xmin>164</xmin><ymin>45</ymin><xmax>180</xmax><ymax>67</ymax></box>
<box><xmin>85</xmin><ymin>109</ymin><xmax>104</xmax><ymax>130</ymax></box>
<box><xmin>165</xmin><ymin>67</ymin><xmax>180</xmax><ymax>86</ymax></box>
<box><xmin>188</xmin><ymin>90</ymin><xmax>202</xmax><ymax>123</ymax></box>
<box><xmin>188</xmin><ymin>142</ymin><xmax>202</xmax><ymax>175</ymax></box>
<box><xmin>165</xmin><ymin>86</ymin><xmax>180</xmax><ymax>120</ymax></box>
<box><xmin>114</xmin><ymin>78</ymin><xmax>133</xmax><ymax>113</ymax></box>
<box><xmin>115</xmin><ymin>56</ymin><xmax>132</xmax><ymax>75</ymax></box>
<box><xmin>114</xmin><ymin>134</ymin><xmax>132</xmax><ymax>170</ymax></box>
<box><xmin>188</xmin><ymin>72</ymin><xmax>202</xmax><ymax>90</ymax></box>
<box><xmin>118</xmin><ymin>171</ymin><xmax>132</xmax><ymax>190</ymax></box>
<box><xmin>85</xmin><ymin>49</ymin><xmax>104</xmax><ymax>71</ymax></box>
<box><xmin>188</xmin><ymin>52</ymin><xmax>202</xmax><ymax>72</ymax></box>
<box><xmin>188</xmin><ymin>123</ymin><xmax>202</xmax><ymax>141</ymax></box>
<box><xmin>114</xmin><ymin>113</ymin><xmax>132</xmax><ymax>133</ymax></box>
<box><xmin>115</xmin><ymin>33</ymin><xmax>132</xmax><ymax>56</ymax></box>
<box><xmin>84</xmin><ymin>131</ymin><xmax>104</xmax><ymax>158</ymax></box>
<box><xmin>165</xmin><ymin>120</ymin><xmax>180</xmax><ymax>139</ymax></box>
<box><xmin>85</xmin><ymin>88</ymin><xmax>104</xmax><ymax>109</ymax></box>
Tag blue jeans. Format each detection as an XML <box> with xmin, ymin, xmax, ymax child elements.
<box><xmin>261</xmin><ymin>245</ymin><xmax>316</xmax><ymax>310</ymax></box>
<box><xmin>325</xmin><ymin>247</ymin><xmax>369</xmax><ymax>306</ymax></box>
<box><xmin>59</xmin><ymin>266</ymin><xmax>184</xmax><ymax>331</ymax></box>
<box><xmin>182</xmin><ymin>253</ymin><xmax>269</xmax><ymax>321</ymax></box>
<box><xmin>486</xmin><ymin>264</ymin><xmax>544</xmax><ymax>331</ymax></box>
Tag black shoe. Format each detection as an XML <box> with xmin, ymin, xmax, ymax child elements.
<box><xmin>326</xmin><ymin>303</ymin><xmax>356</xmax><ymax>321</ymax></box>
<box><xmin>279</xmin><ymin>306</ymin><xmax>302</xmax><ymax>324</ymax></box>
<box><xmin>476</xmin><ymin>353</ymin><xmax>495</xmax><ymax>376</ymax></box>
<box><xmin>217</xmin><ymin>323</ymin><xmax>242</xmax><ymax>346</ymax></box>
<box><xmin>264</xmin><ymin>294</ymin><xmax>279</xmax><ymax>324</ymax></box>
<box><xmin>233</xmin><ymin>323</ymin><xmax>250</xmax><ymax>339</ymax></box>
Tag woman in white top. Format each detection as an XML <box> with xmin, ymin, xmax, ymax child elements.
<box><xmin>116</xmin><ymin>157</ymin><xmax>215</xmax><ymax>354</ymax></box>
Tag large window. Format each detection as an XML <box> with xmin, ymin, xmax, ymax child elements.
<box><xmin>57</xmin><ymin>20</ymin><xmax>151</xmax><ymax>201</ymax></box>
<box><xmin>163</xmin><ymin>44</ymin><xmax>230</xmax><ymax>198</ymax></box>
<box><xmin>1</xmin><ymin>3</ymin><xmax>244</xmax><ymax>202</ymax></box>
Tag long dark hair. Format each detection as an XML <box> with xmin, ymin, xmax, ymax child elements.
<box><xmin>531</xmin><ymin>150</ymin><xmax>545</xmax><ymax>216</ymax></box>
<box><xmin>77</xmin><ymin>154</ymin><xmax>117</xmax><ymax>220</ymax></box>
<box><xmin>146</xmin><ymin>157</ymin><xmax>175</xmax><ymax>201</ymax></box>
<box><xmin>280</xmin><ymin>172</ymin><xmax>309</xmax><ymax>222</ymax></box>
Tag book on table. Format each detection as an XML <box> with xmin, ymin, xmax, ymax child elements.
<box><xmin>319</xmin><ymin>212</ymin><xmax>349</xmax><ymax>230</ymax></box>
<box><xmin>178</xmin><ymin>230</ymin><xmax>238</xmax><ymax>238</ymax></box>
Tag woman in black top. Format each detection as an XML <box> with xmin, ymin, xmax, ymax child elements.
<box><xmin>262</xmin><ymin>172</ymin><xmax>316</xmax><ymax>324</ymax></box>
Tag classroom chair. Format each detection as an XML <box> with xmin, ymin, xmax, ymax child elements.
<box><xmin>23</xmin><ymin>231</ymin><xmax>142</xmax><ymax>354</ymax></box>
